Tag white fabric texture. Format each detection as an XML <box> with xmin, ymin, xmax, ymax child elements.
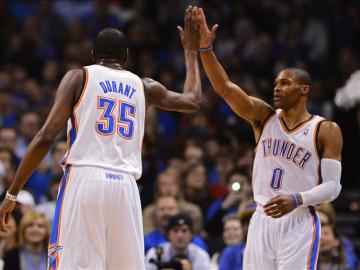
<box><xmin>55</xmin><ymin>166</ymin><xmax>145</xmax><ymax>270</ymax></box>
<box><xmin>244</xmin><ymin>207</ymin><xmax>320</xmax><ymax>270</ymax></box>
<box><xmin>300</xmin><ymin>158</ymin><xmax>342</xmax><ymax>206</ymax></box>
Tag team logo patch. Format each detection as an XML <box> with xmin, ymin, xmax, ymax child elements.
<box><xmin>48</xmin><ymin>243</ymin><xmax>63</xmax><ymax>259</ymax></box>
<box><xmin>303</xmin><ymin>128</ymin><xmax>309</xmax><ymax>136</ymax></box>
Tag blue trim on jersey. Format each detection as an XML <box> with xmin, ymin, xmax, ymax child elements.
<box><xmin>309</xmin><ymin>207</ymin><xmax>320</xmax><ymax>270</ymax></box>
<box><xmin>69</xmin><ymin>114</ymin><xmax>77</xmax><ymax>147</ymax></box>
<box><xmin>50</xmin><ymin>165</ymin><xmax>70</xmax><ymax>244</ymax></box>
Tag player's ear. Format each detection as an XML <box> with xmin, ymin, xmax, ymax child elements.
<box><xmin>301</xmin><ymin>85</ymin><xmax>310</xmax><ymax>95</ymax></box>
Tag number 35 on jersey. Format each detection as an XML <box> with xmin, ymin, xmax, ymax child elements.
<box><xmin>96</xmin><ymin>96</ymin><xmax>136</xmax><ymax>139</ymax></box>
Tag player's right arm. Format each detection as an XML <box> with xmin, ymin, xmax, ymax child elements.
<box><xmin>0</xmin><ymin>69</ymin><xmax>83</xmax><ymax>232</ymax></box>
<box><xmin>194</xmin><ymin>8</ymin><xmax>273</xmax><ymax>134</ymax></box>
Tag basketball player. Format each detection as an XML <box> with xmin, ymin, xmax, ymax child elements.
<box><xmin>0</xmin><ymin>7</ymin><xmax>201</xmax><ymax>270</ymax></box>
<box><xmin>190</xmin><ymin>7</ymin><xmax>342</xmax><ymax>270</ymax></box>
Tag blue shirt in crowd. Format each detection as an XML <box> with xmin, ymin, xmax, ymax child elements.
<box><xmin>218</xmin><ymin>242</ymin><xmax>245</xmax><ymax>270</ymax></box>
<box><xmin>144</xmin><ymin>230</ymin><xmax>208</xmax><ymax>254</ymax></box>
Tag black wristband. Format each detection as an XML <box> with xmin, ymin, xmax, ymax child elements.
<box><xmin>198</xmin><ymin>45</ymin><xmax>213</xmax><ymax>52</ymax></box>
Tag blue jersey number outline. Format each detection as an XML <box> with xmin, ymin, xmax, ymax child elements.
<box><xmin>270</xmin><ymin>167</ymin><xmax>284</xmax><ymax>190</ymax></box>
<box><xmin>96</xmin><ymin>97</ymin><xmax>136</xmax><ymax>138</ymax></box>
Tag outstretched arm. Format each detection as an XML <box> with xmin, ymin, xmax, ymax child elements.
<box><xmin>194</xmin><ymin>8</ymin><xmax>273</xmax><ymax>133</ymax></box>
<box><xmin>0</xmin><ymin>69</ymin><xmax>82</xmax><ymax>232</ymax></box>
<box><xmin>144</xmin><ymin>6</ymin><xmax>201</xmax><ymax>114</ymax></box>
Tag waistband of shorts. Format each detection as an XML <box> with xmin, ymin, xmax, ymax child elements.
<box><xmin>64</xmin><ymin>165</ymin><xmax>136</xmax><ymax>181</ymax></box>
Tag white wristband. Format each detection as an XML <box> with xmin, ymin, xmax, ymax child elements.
<box><xmin>5</xmin><ymin>191</ymin><xmax>17</xmax><ymax>202</ymax></box>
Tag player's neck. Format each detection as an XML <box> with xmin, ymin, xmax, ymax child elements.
<box><xmin>280</xmin><ymin>105</ymin><xmax>311</xmax><ymax>130</ymax></box>
<box><xmin>97</xmin><ymin>59</ymin><xmax>124</xmax><ymax>70</ymax></box>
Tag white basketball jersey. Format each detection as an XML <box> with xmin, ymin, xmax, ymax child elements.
<box><xmin>62</xmin><ymin>64</ymin><xmax>146</xmax><ymax>179</ymax></box>
<box><xmin>253</xmin><ymin>109</ymin><xmax>324</xmax><ymax>204</ymax></box>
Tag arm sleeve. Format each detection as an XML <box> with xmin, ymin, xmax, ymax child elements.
<box><xmin>300</xmin><ymin>158</ymin><xmax>342</xmax><ymax>206</ymax></box>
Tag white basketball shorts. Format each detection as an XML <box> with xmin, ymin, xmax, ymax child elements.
<box><xmin>243</xmin><ymin>205</ymin><xmax>320</xmax><ymax>270</ymax></box>
<box><xmin>48</xmin><ymin>165</ymin><xmax>145</xmax><ymax>270</ymax></box>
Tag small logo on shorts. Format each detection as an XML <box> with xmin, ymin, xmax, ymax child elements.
<box><xmin>105</xmin><ymin>172</ymin><xmax>124</xmax><ymax>180</ymax></box>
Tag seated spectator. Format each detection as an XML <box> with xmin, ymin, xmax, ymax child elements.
<box><xmin>3</xmin><ymin>211</ymin><xmax>50</xmax><ymax>270</ymax></box>
<box><xmin>0</xmin><ymin>127</ymin><xmax>19</xmax><ymax>161</ymax></box>
<box><xmin>206</xmin><ymin>167</ymin><xmax>253</xmax><ymax>237</ymax></box>
<box><xmin>210</xmin><ymin>215</ymin><xmax>243</xmax><ymax>270</ymax></box>
<box><xmin>316</xmin><ymin>204</ymin><xmax>359</xmax><ymax>270</ymax></box>
<box><xmin>16</xmin><ymin>189</ymin><xmax>35</xmax><ymax>215</ymax></box>
<box><xmin>181</xmin><ymin>163</ymin><xmax>211</xmax><ymax>215</ymax></box>
<box><xmin>36</xmin><ymin>174</ymin><xmax>62</xmax><ymax>228</ymax></box>
<box><xmin>218</xmin><ymin>204</ymin><xmax>256</xmax><ymax>270</ymax></box>
<box><xmin>143</xmin><ymin>170</ymin><xmax>203</xmax><ymax>234</ymax></box>
<box><xmin>0</xmin><ymin>209</ymin><xmax>22</xmax><ymax>269</ymax></box>
<box><xmin>318</xmin><ymin>222</ymin><xmax>348</xmax><ymax>270</ymax></box>
<box><xmin>144</xmin><ymin>196</ymin><xmax>207</xmax><ymax>254</ymax></box>
<box><xmin>145</xmin><ymin>213</ymin><xmax>210</xmax><ymax>270</ymax></box>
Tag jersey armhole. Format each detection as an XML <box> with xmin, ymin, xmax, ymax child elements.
<box><xmin>255</xmin><ymin>111</ymin><xmax>276</xmax><ymax>146</ymax></box>
<box><xmin>141</xmin><ymin>78</ymin><xmax>149</xmax><ymax>109</ymax></box>
<box><xmin>73</xmin><ymin>67</ymin><xmax>88</xmax><ymax>111</ymax></box>
<box><xmin>314</xmin><ymin>119</ymin><xmax>326</xmax><ymax>160</ymax></box>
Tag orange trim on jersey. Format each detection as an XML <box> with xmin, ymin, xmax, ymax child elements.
<box><xmin>307</xmin><ymin>214</ymin><xmax>316</xmax><ymax>269</ymax></box>
<box><xmin>313</xmin><ymin>120</ymin><xmax>325</xmax><ymax>162</ymax></box>
<box><xmin>306</xmin><ymin>208</ymin><xmax>320</xmax><ymax>269</ymax></box>
<box><xmin>279</xmin><ymin>112</ymin><xmax>315</xmax><ymax>134</ymax></box>
<box><xmin>73</xmin><ymin>67</ymin><xmax>89</xmax><ymax>113</ymax></box>
<box><xmin>62</xmin><ymin>67</ymin><xmax>88</xmax><ymax>165</ymax></box>
<box><xmin>55</xmin><ymin>165</ymin><xmax>72</xmax><ymax>269</ymax></box>
<box><xmin>313</xmin><ymin>120</ymin><xmax>325</xmax><ymax>185</ymax></box>
<box><xmin>139</xmin><ymin>78</ymin><xmax>146</xmax><ymax>151</ymax></box>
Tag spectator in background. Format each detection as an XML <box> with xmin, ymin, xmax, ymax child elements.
<box><xmin>318</xmin><ymin>223</ymin><xmax>348</xmax><ymax>270</ymax></box>
<box><xmin>15</xmin><ymin>111</ymin><xmax>41</xmax><ymax>159</ymax></box>
<box><xmin>145</xmin><ymin>213</ymin><xmax>210</xmax><ymax>270</ymax></box>
<box><xmin>144</xmin><ymin>196</ymin><xmax>207</xmax><ymax>254</ymax></box>
<box><xmin>218</xmin><ymin>205</ymin><xmax>256</xmax><ymax>270</ymax></box>
<box><xmin>35</xmin><ymin>174</ymin><xmax>62</xmax><ymax>228</ymax></box>
<box><xmin>0</xmin><ymin>148</ymin><xmax>18</xmax><ymax>200</ymax></box>
<box><xmin>181</xmin><ymin>162</ymin><xmax>211</xmax><ymax>215</ymax></box>
<box><xmin>206</xmin><ymin>167</ymin><xmax>253</xmax><ymax>238</ymax></box>
<box><xmin>317</xmin><ymin>204</ymin><xmax>359</xmax><ymax>270</ymax></box>
<box><xmin>210</xmin><ymin>215</ymin><xmax>243</xmax><ymax>270</ymax></box>
<box><xmin>49</xmin><ymin>139</ymin><xmax>67</xmax><ymax>178</ymax></box>
<box><xmin>143</xmin><ymin>170</ymin><xmax>203</xmax><ymax>234</ymax></box>
<box><xmin>0</xmin><ymin>209</ymin><xmax>22</xmax><ymax>269</ymax></box>
<box><xmin>16</xmin><ymin>190</ymin><xmax>35</xmax><ymax>216</ymax></box>
<box><xmin>3</xmin><ymin>211</ymin><xmax>49</xmax><ymax>270</ymax></box>
<box><xmin>0</xmin><ymin>128</ymin><xmax>18</xmax><ymax>156</ymax></box>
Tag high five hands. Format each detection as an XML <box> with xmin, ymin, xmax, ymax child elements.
<box><xmin>177</xmin><ymin>6</ymin><xmax>200</xmax><ymax>52</ymax></box>
<box><xmin>179</xmin><ymin>6</ymin><xmax>219</xmax><ymax>50</ymax></box>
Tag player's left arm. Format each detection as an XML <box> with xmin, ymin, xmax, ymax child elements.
<box><xmin>264</xmin><ymin>121</ymin><xmax>343</xmax><ymax>218</ymax></box>
<box><xmin>298</xmin><ymin>121</ymin><xmax>343</xmax><ymax>205</ymax></box>
<box><xmin>143</xmin><ymin>6</ymin><xmax>201</xmax><ymax>114</ymax></box>
<box><xmin>0</xmin><ymin>69</ymin><xmax>82</xmax><ymax>232</ymax></box>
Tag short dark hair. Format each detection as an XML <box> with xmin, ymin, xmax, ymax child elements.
<box><xmin>94</xmin><ymin>28</ymin><xmax>128</xmax><ymax>60</ymax></box>
<box><xmin>284</xmin><ymin>67</ymin><xmax>312</xmax><ymax>86</ymax></box>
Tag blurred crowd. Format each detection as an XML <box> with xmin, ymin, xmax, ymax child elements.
<box><xmin>0</xmin><ymin>0</ymin><xmax>359</xmax><ymax>269</ymax></box>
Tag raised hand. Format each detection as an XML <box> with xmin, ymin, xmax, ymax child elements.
<box><xmin>191</xmin><ymin>7</ymin><xmax>218</xmax><ymax>48</ymax></box>
<box><xmin>177</xmin><ymin>6</ymin><xmax>200</xmax><ymax>52</ymax></box>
